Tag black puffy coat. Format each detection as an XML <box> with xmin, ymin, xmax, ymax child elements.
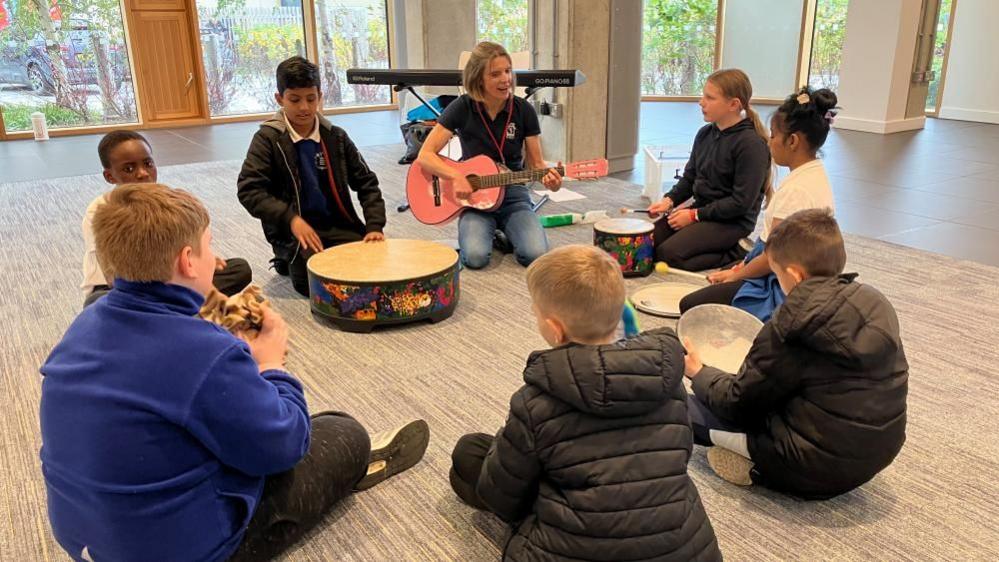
<box><xmin>478</xmin><ymin>328</ymin><xmax>721</xmax><ymax>561</ymax></box>
<box><xmin>692</xmin><ymin>274</ymin><xmax>909</xmax><ymax>499</ymax></box>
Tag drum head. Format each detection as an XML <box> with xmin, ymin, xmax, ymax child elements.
<box><xmin>677</xmin><ymin>304</ymin><xmax>764</xmax><ymax>373</ymax></box>
<box><xmin>594</xmin><ymin>218</ymin><xmax>654</xmax><ymax>235</ymax></box>
<box><xmin>307</xmin><ymin>239</ymin><xmax>458</xmax><ymax>283</ymax></box>
<box><xmin>630</xmin><ymin>282</ymin><xmax>703</xmax><ymax>318</ymax></box>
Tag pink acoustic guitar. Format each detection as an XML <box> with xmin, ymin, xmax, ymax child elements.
<box><xmin>406</xmin><ymin>154</ymin><xmax>609</xmax><ymax>225</ymax></box>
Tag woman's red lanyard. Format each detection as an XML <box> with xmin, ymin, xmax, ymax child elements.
<box><xmin>476</xmin><ymin>94</ymin><xmax>514</xmax><ymax>164</ymax></box>
<box><xmin>319</xmin><ymin>139</ymin><xmax>357</xmax><ymax>224</ymax></box>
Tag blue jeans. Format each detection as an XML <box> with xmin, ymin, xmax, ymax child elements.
<box><xmin>457</xmin><ymin>185</ymin><xmax>549</xmax><ymax>269</ymax></box>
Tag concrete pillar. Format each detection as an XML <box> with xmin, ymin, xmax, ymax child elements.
<box><xmin>535</xmin><ymin>0</ymin><xmax>640</xmax><ymax>171</ymax></box>
<box><xmin>834</xmin><ymin>0</ymin><xmax>925</xmax><ymax>133</ymax></box>
<box><xmin>398</xmin><ymin>0</ymin><xmax>476</xmax><ymax>95</ymax></box>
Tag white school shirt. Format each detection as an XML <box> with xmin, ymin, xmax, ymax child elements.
<box><xmin>761</xmin><ymin>159</ymin><xmax>835</xmax><ymax>242</ymax></box>
<box><xmin>81</xmin><ymin>193</ymin><xmax>110</xmax><ymax>295</ymax></box>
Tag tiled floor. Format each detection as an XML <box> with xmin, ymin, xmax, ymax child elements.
<box><xmin>3</xmin><ymin>102</ymin><xmax>999</xmax><ymax>266</ymax></box>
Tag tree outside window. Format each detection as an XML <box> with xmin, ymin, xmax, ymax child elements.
<box><xmin>0</xmin><ymin>0</ymin><xmax>137</xmax><ymax>132</ymax></box>
<box><xmin>641</xmin><ymin>0</ymin><xmax>718</xmax><ymax>97</ymax></box>
<box><xmin>476</xmin><ymin>0</ymin><xmax>528</xmax><ymax>53</ymax></box>
<box><xmin>807</xmin><ymin>0</ymin><xmax>848</xmax><ymax>91</ymax></box>
<box><xmin>315</xmin><ymin>0</ymin><xmax>390</xmax><ymax>109</ymax></box>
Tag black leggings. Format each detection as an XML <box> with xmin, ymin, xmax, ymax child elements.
<box><xmin>654</xmin><ymin>219</ymin><xmax>749</xmax><ymax>271</ymax></box>
<box><xmin>679</xmin><ymin>280</ymin><xmax>745</xmax><ymax>315</ymax></box>
<box><xmin>229</xmin><ymin>412</ymin><xmax>370</xmax><ymax>562</ymax></box>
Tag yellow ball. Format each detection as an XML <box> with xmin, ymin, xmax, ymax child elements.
<box><xmin>655</xmin><ymin>261</ymin><xmax>669</xmax><ymax>274</ymax></box>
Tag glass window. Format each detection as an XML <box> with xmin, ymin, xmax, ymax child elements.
<box><xmin>808</xmin><ymin>0</ymin><xmax>849</xmax><ymax>91</ymax></box>
<box><xmin>476</xmin><ymin>0</ymin><xmax>529</xmax><ymax>53</ymax></box>
<box><xmin>0</xmin><ymin>0</ymin><xmax>137</xmax><ymax>132</ymax></box>
<box><xmin>642</xmin><ymin>0</ymin><xmax>719</xmax><ymax>96</ymax></box>
<box><xmin>926</xmin><ymin>0</ymin><xmax>952</xmax><ymax>112</ymax></box>
<box><xmin>314</xmin><ymin>0</ymin><xmax>390</xmax><ymax>109</ymax></box>
<box><xmin>720</xmin><ymin>0</ymin><xmax>804</xmax><ymax>100</ymax></box>
<box><xmin>195</xmin><ymin>0</ymin><xmax>306</xmax><ymax>117</ymax></box>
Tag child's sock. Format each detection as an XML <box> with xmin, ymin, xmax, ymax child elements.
<box><xmin>355</xmin><ymin>419</ymin><xmax>430</xmax><ymax>491</ymax></box>
<box><xmin>707</xmin><ymin>447</ymin><xmax>753</xmax><ymax>486</ymax></box>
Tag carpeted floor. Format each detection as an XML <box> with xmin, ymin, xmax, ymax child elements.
<box><xmin>1</xmin><ymin>144</ymin><xmax>997</xmax><ymax>561</ymax></box>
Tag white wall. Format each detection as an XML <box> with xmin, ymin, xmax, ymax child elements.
<box><xmin>833</xmin><ymin>0</ymin><xmax>923</xmax><ymax>133</ymax></box>
<box><xmin>938</xmin><ymin>0</ymin><xmax>999</xmax><ymax>124</ymax></box>
<box><xmin>720</xmin><ymin>0</ymin><xmax>804</xmax><ymax>100</ymax></box>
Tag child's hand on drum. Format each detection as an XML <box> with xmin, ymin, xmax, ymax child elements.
<box><xmin>291</xmin><ymin>216</ymin><xmax>324</xmax><ymax>253</ymax></box>
<box><xmin>647</xmin><ymin>197</ymin><xmax>674</xmax><ymax>218</ymax></box>
<box><xmin>542</xmin><ymin>163</ymin><xmax>562</xmax><ymax>191</ymax></box>
<box><xmin>364</xmin><ymin>232</ymin><xmax>385</xmax><ymax>242</ymax></box>
<box><xmin>215</xmin><ymin>257</ymin><xmax>227</xmax><ymax>271</ymax></box>
<box><xmin>247</xmin><ymin>307</ymin><xmax>289</xmax><ymax>372</ymax></box>
<box><xmin>682</xmin><ymin>337</ymin><xmax>704</xmax><ymax>379</ymax></box>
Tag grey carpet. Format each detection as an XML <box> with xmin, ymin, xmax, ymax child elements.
<box><xmin>1</xmin><ymin>144</ymin><xmax>997</xmax><ymax>561</ymax></box>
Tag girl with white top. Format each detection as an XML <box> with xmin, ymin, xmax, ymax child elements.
<box><xmin>679</xmin><ymin>87</ymin><xmax>839</xmax><ymax>322</ymax></box>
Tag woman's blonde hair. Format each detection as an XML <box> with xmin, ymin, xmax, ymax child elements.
<box><xmin>93</xmin><ymin>183</ymin><xmax>210</xmax><ymax>283</ymax></box>
<box><xmin>462</xmin><ymin>41</ymin><xmax>513</xmax><ymax>102</ymax></box>
<box><xmin>707</xmin><ymin>68</ymin><xmax>774</xmax><ymax>207</ymax></box>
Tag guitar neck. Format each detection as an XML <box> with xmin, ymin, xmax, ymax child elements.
<box><xmin>471</xmin><ymin>166</ymin><xmax>564</xmax><ymax>189</ymax></box>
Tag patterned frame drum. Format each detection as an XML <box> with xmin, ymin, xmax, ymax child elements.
<box><xmin>593</xmin><ymin>218</ymin><xmax>655</xmax><ymax>277</ymax></box>
<box><xmin>307</xmin><ymin>239</ymin><xmax>460</xmax><ymax>333</ymax></box>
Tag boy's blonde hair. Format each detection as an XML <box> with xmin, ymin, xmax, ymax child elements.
<box><xmin>93</xmin><ymin>183</ymin><xmax>210</xmax><ymax>283</ymax></box>
<box><xmin>463</xmin><ymin>41</ymin><xmax>513</xmax><ymax>102</ymax></box>
<box><xmin>526</xmin><ymin>245</ymin><xmax>626</xmax><ymax>341</ymax></box>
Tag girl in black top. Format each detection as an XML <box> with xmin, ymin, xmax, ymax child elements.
<box><xmin>648</xmin><ymin>68</ymin><xmax>772</xmax><ymax>271</ymax></box>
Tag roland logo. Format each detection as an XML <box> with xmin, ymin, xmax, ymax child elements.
<box><xmin>533</xmin><ymin>77</ymin><xmax>571</xmax><ymax>85</ymax></box>
<box><xmin>353</xmin><ymin>75</ymin><xmax>376</xmax><ymax>82</ymax></box>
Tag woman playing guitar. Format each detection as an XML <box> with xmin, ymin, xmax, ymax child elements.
<box><xmin>416</xmin><ymin>41</ymin><xmax>562</xmax><ymax>269</ymax></box>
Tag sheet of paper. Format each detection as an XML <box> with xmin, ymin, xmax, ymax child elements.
<box><xmin>534</xmin><ymin>188</ymin><xmax>587</xmax><ymax>202</ymax></box>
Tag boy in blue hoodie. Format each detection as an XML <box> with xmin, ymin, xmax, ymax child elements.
<box><xmin>40</xmin><ymin>183</ymin><xmax>429</xmax><ymax>562</ymax></box>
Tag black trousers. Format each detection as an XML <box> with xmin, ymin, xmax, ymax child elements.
<box><xmin>686</xmin><ymin>394</ymin><xmax>744</xmax><ymax>447</ymax></box>
<box><xmin>82</xmin><ymin>258</ymin><xmax>252</xmax><ymax>308</ymax></box>
<box><xmin>653</xmin><ymin>219</ymin><xmax>749</xmax><ymax>271</ymax></box>
<box><xmin>289</xmin><ymin>231</ymin><xmax>365</xmax><ymax>297</ymax></box>
<box><xmin>449</xmin><ymin>433</ymin><xmax>494</xmax><ymax>511</ymax></box>
<box><xmin>228</xmin><ymin>412</ymin><xmax>370</xmax><ymax>562</ymax></box>
<box><xmin>679</xmin><ymin>280</ymin><xmax>745</xmax><ymax>315</ymax></box>
<box><xmin>213</xmin><ymin>257</ymin><xmax>254</xmax><ymax>297</ymax></box>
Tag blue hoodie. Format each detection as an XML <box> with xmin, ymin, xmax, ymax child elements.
<box><xmin>40</xmin><ymin>280</ymin><xmax>311</xmax><ymax>562</ymax></box>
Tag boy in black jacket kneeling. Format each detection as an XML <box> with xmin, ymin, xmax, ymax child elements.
<box><xmin>686</xmin><ymin>209</ymin><xmax>908</xmax><ymax>499</ymax></box>
<box><xmin>451</xmin><ymin>245</ymin><xmax>721</xmax><ymax>561</ymax></box>
<box><xmin>237</xmin><ymin>56</ymin><xmax>387</xmax><ymax>296</ymax></box>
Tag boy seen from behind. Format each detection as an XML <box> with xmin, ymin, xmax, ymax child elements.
<box><xmin>450</xmin><ymin>244</ymin><xmax>721</xmax><ymax>561</ymax></box>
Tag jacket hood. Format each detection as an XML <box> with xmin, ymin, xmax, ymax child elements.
<box><xmin>522</xmin><ymin>328</ymin><xmax>685</xmax><ymax>418</ymax></box>
<box><xmin>772</xmin><ymin>274</ymin><xmax>903</xmax><ymax>369</ymax></box>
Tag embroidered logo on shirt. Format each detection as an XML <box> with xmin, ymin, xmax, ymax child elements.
<box><xmin>505</xmin><ymin>123</ymin><xmax>517</xmax><ymax>140</ymax></box>
<box><xmin>315</xmin><ymin>151</ymin><xmax>327</xmax><ymax>170</ymax></box>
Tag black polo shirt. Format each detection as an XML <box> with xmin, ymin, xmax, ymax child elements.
<box><xmin>438</xmin><ymin>94</ymin><xmax>541</xmax><ymax>172</ymax></box>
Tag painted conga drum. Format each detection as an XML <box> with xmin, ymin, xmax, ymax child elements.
<box><xmin>593</xmin><ymin>218</ymin><xmax>655</xmax><ymax>277</ymax></box>
<box><xmin>307</xmin><ymin>239</ymin><xmax>459</xmax><ymax>333</ymax></box>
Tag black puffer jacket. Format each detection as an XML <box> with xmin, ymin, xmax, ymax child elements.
<box><xmin>692</xmin><ymin>274</ymin><xmax>909</xmax><ymax>499</ymax></box>
<box><xmin>479</xmin><ymin>328</ymin><xmax>721</xmax><ymax>561</ymax></box>
<box><xmin>236</xmin><ymin>110</ymin><xmax>386</xmax><ymax>261</ymax></box>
